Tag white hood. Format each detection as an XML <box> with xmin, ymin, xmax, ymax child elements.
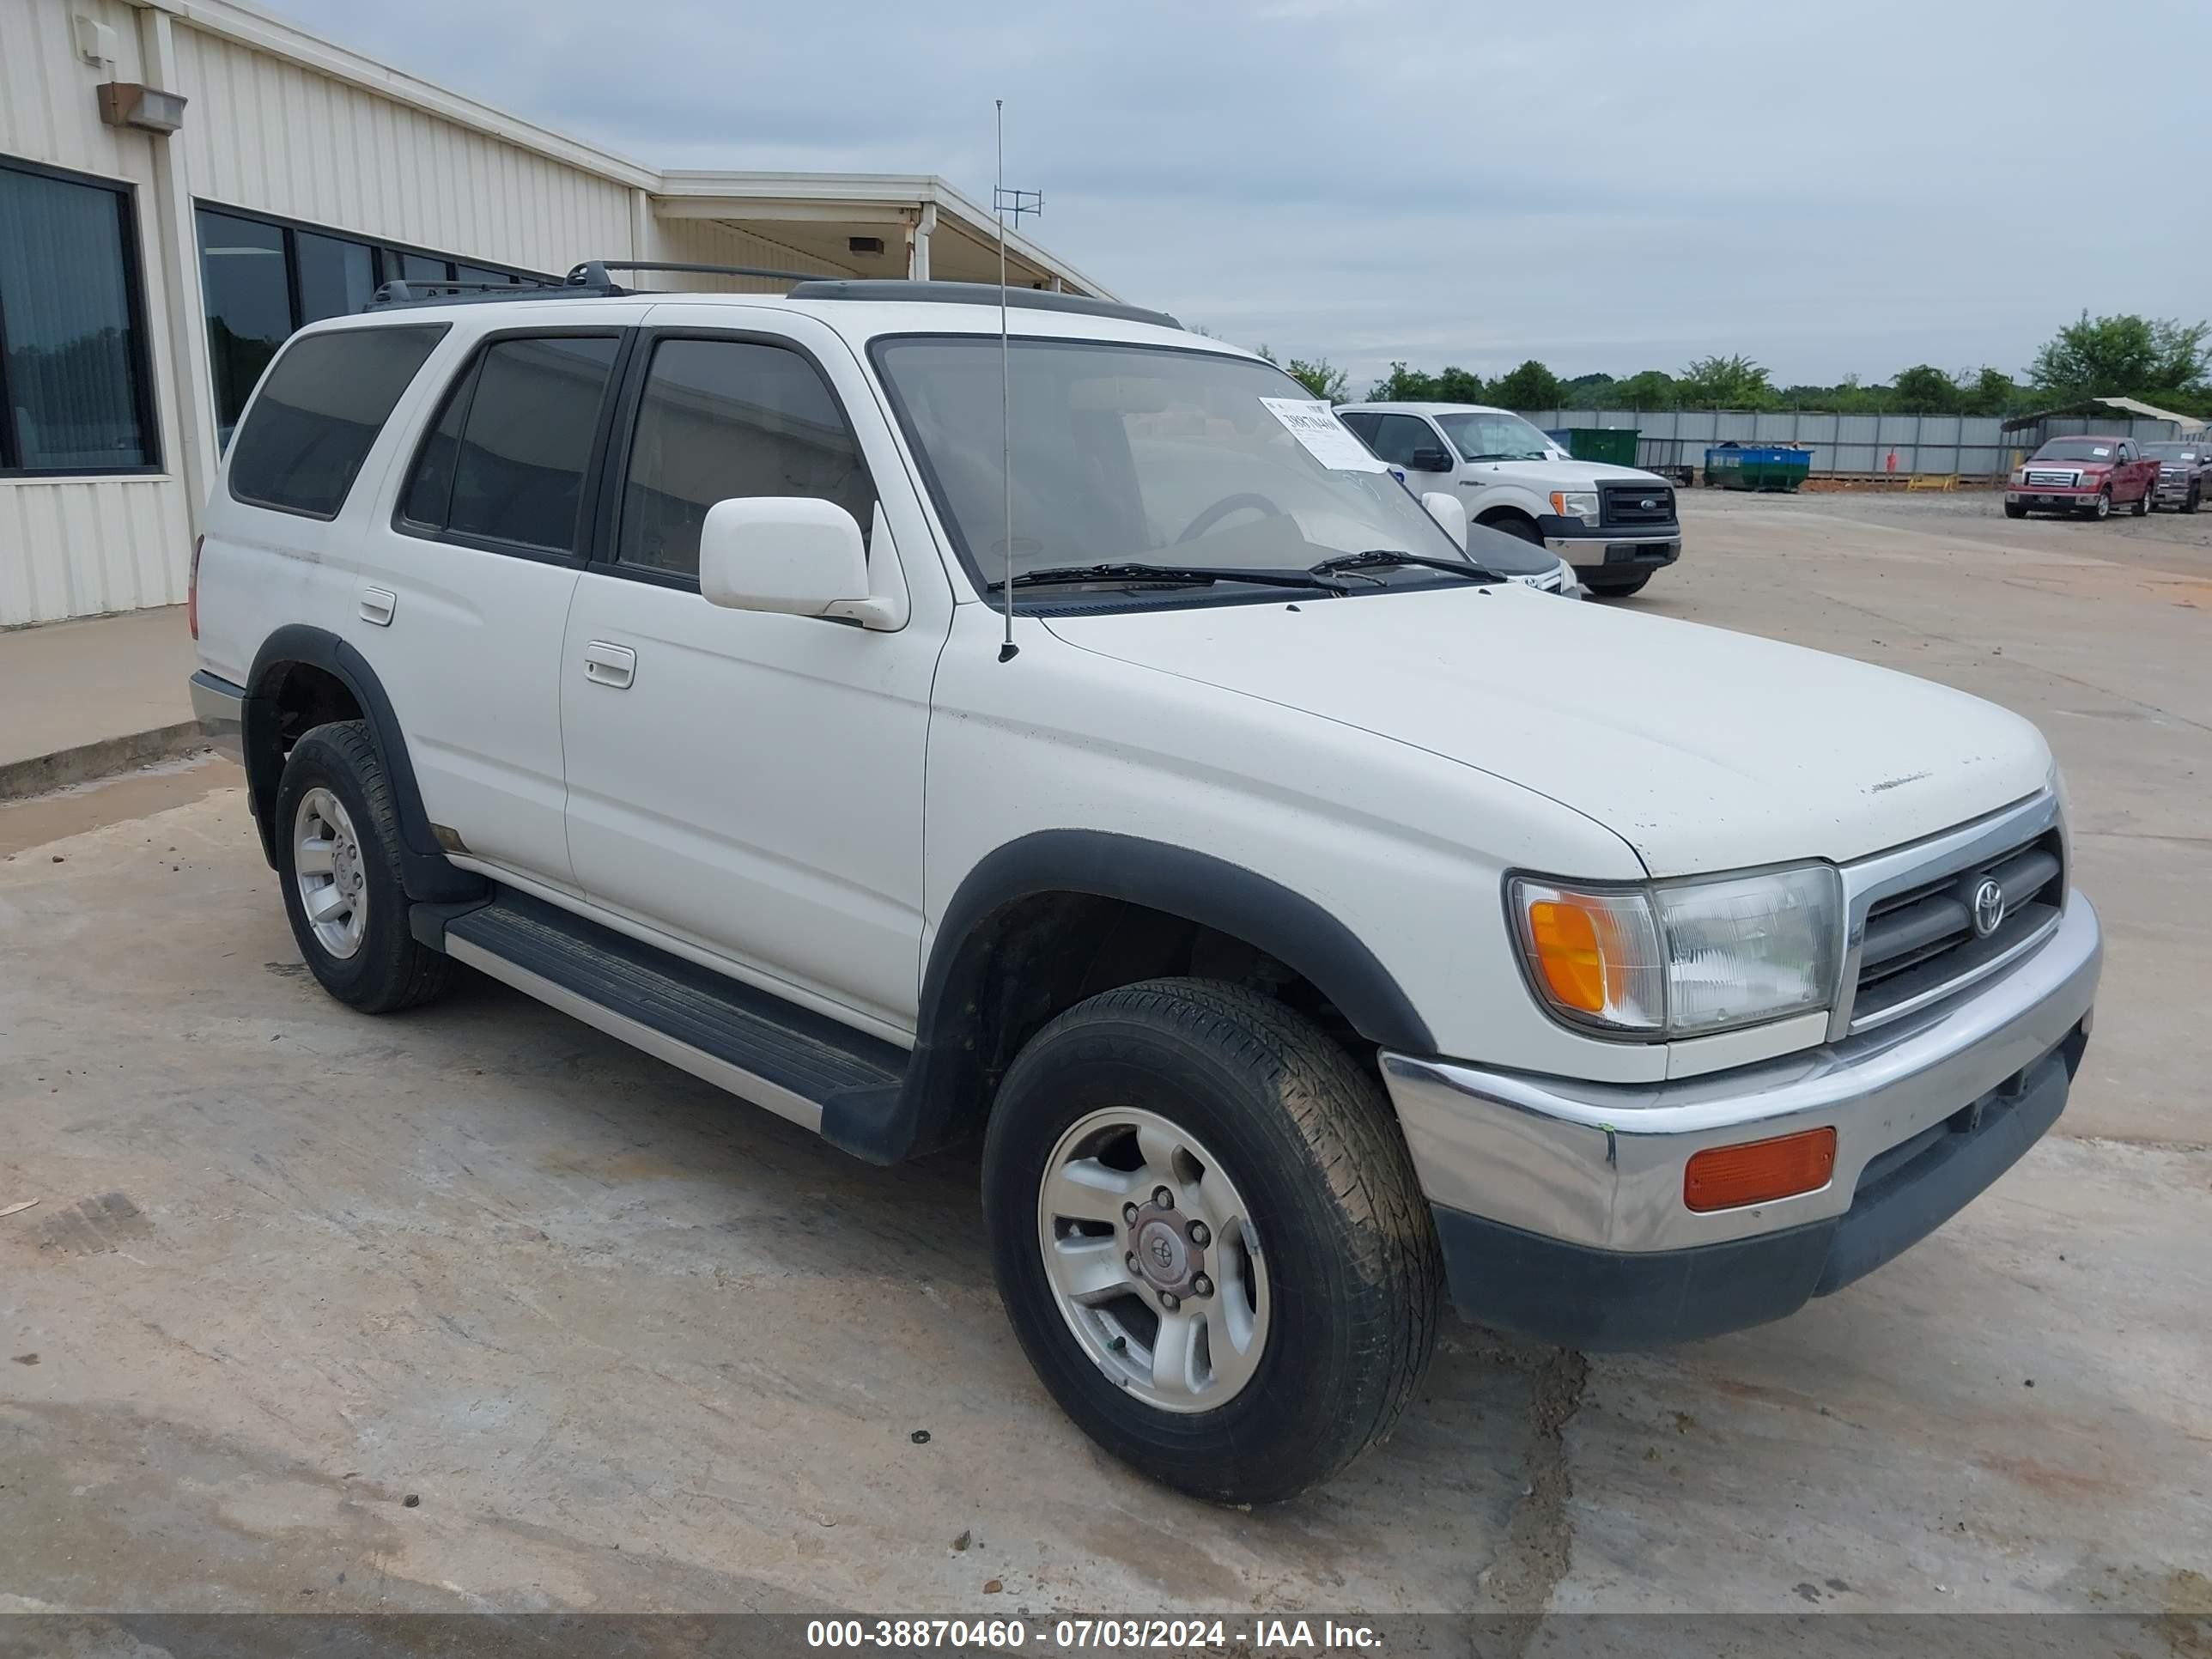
<box><xmin>1044</xmin><ymin>586</ymin><xmax>2051</xmax><ymax>877</ymax></box>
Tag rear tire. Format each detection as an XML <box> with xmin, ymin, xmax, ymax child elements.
<box><xmin>1587</xmin><ymin>572</ymin><xmax>1652</xmax><ymax>597</ymax></box>
<box><xmin>2132</xmin><ymin>486</ymin><xmax>2150</xmax><ymax>518</ymax></box>
<box><xmin>982</xmin><ymin>978</ymin><xmax>1442</xmax><ymax>1504</ymax></box>
<box><xmin>274</xmin><ymin>720</ymin><xmax>454</xmax><ymax>1014</ymax></box>
<box><xmin>2002</xmin><ymin>501</ymin><xmax>2027</xmax><ymax>520</ymax></box>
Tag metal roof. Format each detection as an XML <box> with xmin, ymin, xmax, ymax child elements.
<box><xmin>2003</xmin><ymin>396</ymin><xmax>2205</xmax><ymax>434</ymax></box>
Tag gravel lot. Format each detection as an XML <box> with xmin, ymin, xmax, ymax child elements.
<box><xmin>2</xmin><ymin>491</ymin><xmax>2207</xmax><ymax>1631</ymax></box>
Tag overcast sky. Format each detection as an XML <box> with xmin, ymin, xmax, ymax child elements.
<box><xmin>272</xmin><ymin>0</ymin><xmax>2212</xmax><ymax>394</ymax></box>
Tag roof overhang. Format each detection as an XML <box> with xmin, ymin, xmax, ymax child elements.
<box><xmin>650</xmin><ymin>173</ymin><xmax>1114</xmax><ymax>300</ymax></box>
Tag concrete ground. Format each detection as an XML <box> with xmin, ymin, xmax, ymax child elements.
<box><xmin>0</xmin><ymin>605</ymin><xmax>195</xmax><ymax>769</ymax></box>
<box><xmin>1</xmin><ymin>495</ymin><xmax>2207</xmax><ymax>1624</ymax></box>
<box><xmin>0</xmin><ymin>605</ymin><xmax>200</xmax><ymax>797</ymax></box>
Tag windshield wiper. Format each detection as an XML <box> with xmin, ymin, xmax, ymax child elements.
<box><xmin>1311</xmin><ymin>550</ymin><xmax>1504</xmax><ymax>583</ymax></box>
<box><xmin>988</xmin><ymin>562</ymin><xmax>1347</xmax><ymax>594</ymax></box>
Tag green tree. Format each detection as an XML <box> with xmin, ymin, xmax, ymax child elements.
<box><xmin>1889</xmin><ymin>364</ymin><xmax>1961</xmax><ymax>414</ymax></box>
<box><xmin>1368</xmin><ymin>361</ymin><xmax>1440</xmax><ymax>401</ymax></box>
<box><xmin>1433</xmin><ymin>366</ymin><xmax>1487</xmax><ymax>403</ymax></box>
<box><xmin>1560</xmin><ymin>372</ymin><xmax>1619</xmax><ymax>407</ymax></box>
<box><xmin>1960</xmin><ymin>367</ymin><xmax>2023</xmax><ymax>418</ymax></box>
<box><xmin>1675</xmin><ymin>354</ymin><xmax>1775</xmax><ymax>409</ymax></box>
<box><xmin>1612</xmin><ymin>369</ymin><xmax>1677</xmax><ymax>409</ymax></box>
<box><xmin>1490</xmin><ymin>359</ymin><xmax>1563</xmax><ymax>411</ymax></box>
<box><xmin>2029</xmin><ymin>312</ymin><xmax>2211</xmax><ymax>399</ymax></box>
<box><xmin>1285</xmin><ymin>356</ymin><xmax>1350</xmax><ymax>403</ymax></box>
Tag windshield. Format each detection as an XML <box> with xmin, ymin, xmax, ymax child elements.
<box><xmin>2034</xmin><ymin>440</ymin><xmax>2117</xmax><ymax>461</ymax></box>
<box><xmin>2142</xmin><ymin>443</ymin><xmax>2196</xmax><ymax>461</ymax></box>
<box><xmin>1433</xmin><ymin>410</ymin><xmax>1555</xmax><ymax>462</ymax></box>
<box><xmin>872</xmin><ymin>337</ymin><xmax>1486</xmax><ymax>590</ymax></box>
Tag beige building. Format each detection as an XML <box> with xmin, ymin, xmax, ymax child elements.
<box><xmin>0</xmin><ymin>0</ymin><xmax>1107</xmax><ymax>625</ymax></box>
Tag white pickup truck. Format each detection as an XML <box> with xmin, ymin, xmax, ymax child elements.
<box><xmin>189</xmin><ymin>274</ymin><xmax>2100</xmax><ymax>1504</ymax></box>
<box><xmin>1338</xmin><ymin>400</ymin><xmax>1683</xmax><ymax>595</ymax></box>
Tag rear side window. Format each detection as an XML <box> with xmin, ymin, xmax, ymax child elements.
<box><xmin>228</xmin><ymin>325</ymin><xmax>447</xmax><ymax>518</ymax></box>
<box><xmin>616</xmin><ymin>337</ymin><xmax>875</xmax><ymax>579</ymax></box>
<box><xmin>399</xmin><ymin>334</ymin><xmax>620</xmax><ymax>556</ymax></box>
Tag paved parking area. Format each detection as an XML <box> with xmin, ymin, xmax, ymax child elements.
<box><xmin>2</xmin><ymin>493</ymin><xmax>2207</xmax><ymax>1624</ymax></box>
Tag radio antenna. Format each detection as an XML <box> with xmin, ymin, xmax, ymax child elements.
<box><xmin>992</xmin><ymin>99</ymin><xmax>1042</xmax><ymax>665</ymax></box>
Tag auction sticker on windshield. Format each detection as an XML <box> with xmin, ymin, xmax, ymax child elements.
<box><xmin>1260</xmin><ymin>398</ymin><xmax>1388</xmax><ymax>472</ymax></box>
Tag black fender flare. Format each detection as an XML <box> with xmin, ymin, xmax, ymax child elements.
<box><xmin>244</xmin><ymin>625</ymin><xmax>483</xmax><ymax>902</ymax></box>
<box><xmin>823</xmin><ymin>830</ymin><xmax>1436</xmax><ymax>1164</ymax></box>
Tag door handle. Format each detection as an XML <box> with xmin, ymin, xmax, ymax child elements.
<box><xmin>582</xmin><ymin>641</ymin><xmax>636</xmax><ymax>690</ymax></box>
<box><xmin>359</xmin><ymin>586</ymin><xmax>397</xmax><ymax>627</ymax></box>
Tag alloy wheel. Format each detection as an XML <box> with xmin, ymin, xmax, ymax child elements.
<box><xmin>293</xmin><ymin>787</ymin><xmax>368</xmax><ymax>959</ymax></box>
<box><xmin>1036</xmin><ymin>1105</ymin><xmax>1271</xmax><ymax>1413</ymax></box>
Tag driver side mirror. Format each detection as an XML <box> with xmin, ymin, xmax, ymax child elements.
<box><xmin>699</xmin><ymin>497</ymin><xmax>876</xmax><ymax>620</ymax></box>
<box><xmin>1420</xmin><ymin>490</ymin><xmax>1468</xmax><ymax>550</ymax></box>
<box><xmin>1410</xmin><ymin>446</ymin><xmax>1453</xmax><ymax>472</ymax></box>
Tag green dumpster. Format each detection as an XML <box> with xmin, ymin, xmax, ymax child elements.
<box><xmin>1544</xmin><ymin>427</ymin><xmax>1640</xmax><ymax>468</ymax></box>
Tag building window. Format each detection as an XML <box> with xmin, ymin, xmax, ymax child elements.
<box><xmin>0</xmin><ymin>157</ymin><xmax>158</xmax><ymax>477</ymax></box>
<box><xmin>196</xmin><ymin>203</ymin><xmax>548</xmax><ymax>447</ymax></box>
<box><xmin>198</xmin><ymin>209</ymin><xmax>291</xmax><ymax>448</ymax></box>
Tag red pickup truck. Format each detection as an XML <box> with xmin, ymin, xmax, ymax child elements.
<box><xmin>2005</xmin><ymin>435</ymin><xmax>2158</xmax><ymax>521</ymax></box>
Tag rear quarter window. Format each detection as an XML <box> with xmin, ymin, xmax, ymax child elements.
<box><xmin>228</xmin><ymin>324</ymin><xmax>448</xmax><ymax>519</ymax></box>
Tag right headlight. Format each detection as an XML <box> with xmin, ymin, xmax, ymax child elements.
<box><xmin>1509</xmin><ymin>864</ymin><xmax>1844</xmax><ymax>1039</ymax></box>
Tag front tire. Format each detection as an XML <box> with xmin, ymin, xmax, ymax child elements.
<box><xmin>1483</xmin><ymin>514</ymin><xmax>1545</xmax><ymax>546</ymax></box>
<box><xmin>982</xmin><ymin>979</ymin><xmax>1442</xmax><ymax>1504</ymax></box>
<box><xmin>274</xmin><ymin>720</ymin><xmax>453</xmax><ymax>1014</ymax></box>
<box><xmin>2086</xmin><ymin>489</ymin><xmax>2112</xmax><ymax>521</ymax></box>
<box><xmin>2186</xmin><ymin>487</ymin><xmax>2201</xmax><ymax>515</ymax></box>
<box><xmin>1586</xmin><ymin>572</ymin><xmax>1651</xmax><ymax>597</ymax></box>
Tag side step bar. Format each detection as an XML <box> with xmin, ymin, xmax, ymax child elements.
<box><xmin>429</xmin><ymin>890</ymin><xmax>908</xmax><ymax>1134</ymax></box>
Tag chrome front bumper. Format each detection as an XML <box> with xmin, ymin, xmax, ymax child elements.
<box><xmin>1381</xmin><ymin>892</ymin><xmax>2101</xmax><ymax>1258</ymax></box>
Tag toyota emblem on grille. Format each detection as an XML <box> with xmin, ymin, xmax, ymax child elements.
<box><xmin>1971</xmin><ymin>878</ymin><xmax>2006</xmax><ymax>939</ymax></box>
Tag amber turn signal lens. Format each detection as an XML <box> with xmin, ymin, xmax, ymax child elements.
<box><xmin>1526</xmin><ymin>898</ymin><xmax>1606</xmax><ymax>1012</ymax></box>
<box><xmin>1683</xmin><ymin>1127</ymin><xmax>1837</xmax><ymax>1212</ymax></box>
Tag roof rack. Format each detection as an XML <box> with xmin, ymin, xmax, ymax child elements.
<box><xmin>787</xmin><ymin>279</ymin><xmax>1180</xmax><ymax>331</ymax></box>
<box><xmin>366</xmin><ymin>259</ymin><xmax>830</xmax><ymax>311</ymax></box>
<box><xmin>364</xmin><ymin>264</ymin><xmax>1178</xmax><ymax>329</ymax></box>
<box><xmin>366</xmin><ymin>276</ymin><xmax>570</xmax><ymax>309</ymax></box>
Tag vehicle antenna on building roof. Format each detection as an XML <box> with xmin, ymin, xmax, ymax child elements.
<box><xmin>993</xmin><ymin>99</ymin><xmax>1042</xmax><ymax>665</ymax></box>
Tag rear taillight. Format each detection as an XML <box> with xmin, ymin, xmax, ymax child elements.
<box><xmin>188</xmin><ymin>534</ymin><xmax>204</xmax><ymax>639</ymax></box>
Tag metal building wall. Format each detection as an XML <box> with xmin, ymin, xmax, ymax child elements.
<box><xmin>1</xmin><ymin>0</ymin><xmax>197</xmax><ymax>624</ymax></box>
<box><xmin>0</xmin><ymin>0</ymin><xmax>650</xmax><ymax>625</ymax></box>
<box><xmin>167</xmin><ymin>24</ymin><xmax>638</xmax><ymax>279</ymax></box>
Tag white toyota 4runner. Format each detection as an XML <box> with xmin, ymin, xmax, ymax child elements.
<box><xmin>190</xmin><ymin>275</ymin><xmax>2100</xmax><ymax>1504</ymax></box>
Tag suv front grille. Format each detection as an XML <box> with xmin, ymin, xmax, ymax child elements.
<box><xmin>1849</xmin><ymin>828</ymin><xmax>2065</xmax><ymax>1030</ymax></box>
<box><xmin>1600</xmin><ymin>484</ymin><xmax>1674</xmax><ymax>527</ymax></box>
